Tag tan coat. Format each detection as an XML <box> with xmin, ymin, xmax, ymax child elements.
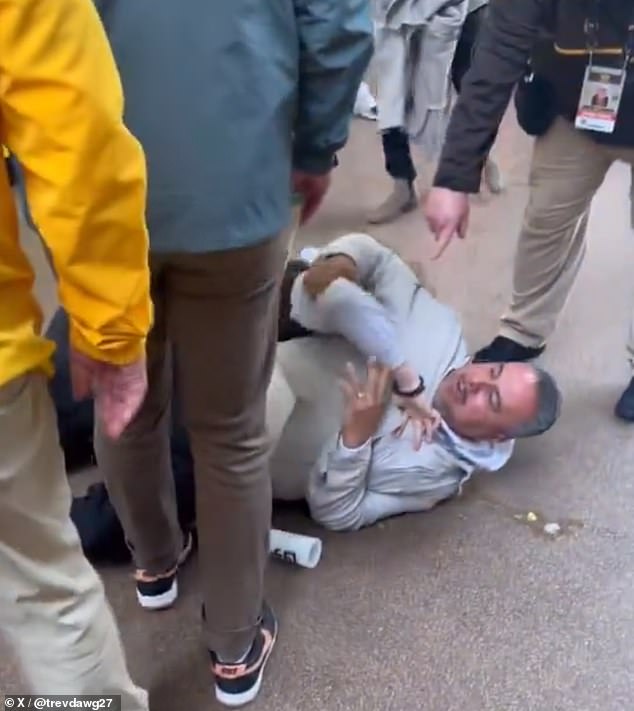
<box><xmin>373</xmin><ymin>0</ymin><xmax>469</xmax><ymax>157</ymax></box>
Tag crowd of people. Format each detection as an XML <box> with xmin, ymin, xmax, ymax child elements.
<box><xmin>0</xmin><ymin>0</ymin><xmax>632</xmax><ymax>708</ymax></box>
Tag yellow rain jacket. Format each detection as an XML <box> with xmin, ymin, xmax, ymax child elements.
<box><xmin>0</xmin><ymin>0</ymin><xmax>151</xmax><ymax>388</ymax></box>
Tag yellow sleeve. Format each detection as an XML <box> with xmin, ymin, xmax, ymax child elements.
<box><xmin>0</xmin><ymin>0</ymin><xmax>152</xmax><ymax>365</ymax></box>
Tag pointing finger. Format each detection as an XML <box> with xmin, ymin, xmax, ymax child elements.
<box><xmin>430</xmin><ymin>224</ymin><xmax>456</xmax><ymax>261</ymax></box>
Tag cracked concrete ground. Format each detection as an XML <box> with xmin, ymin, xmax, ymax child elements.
<box><xmin>2</xmin><ymin>110</ymin><xmax>634</xmax><ymax>710</ymax></box>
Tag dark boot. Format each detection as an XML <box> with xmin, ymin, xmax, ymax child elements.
<box><xmin>369</xmin><ymin>128</ymin><xmax>418</xmax><ymax>224</ymax></box>
<box><xmin>615</xmin><ymin>378</ymin><xmax>634</xmax><ymax>422</ymax></box>
<box><xmin>367</xmin><ymin>178</ymin><xmax>417</xmax><ymax>224</ymax></box>
<box><xmin>473</xmin><ymin>335</ymin><xmax>545</xmax><ymax>363</ymax></box>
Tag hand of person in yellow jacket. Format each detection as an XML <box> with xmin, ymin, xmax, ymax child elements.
<box><xmin>70</xmin><ymin>350</ymin><xmax>147</xmax><ymax>440</ymax></box>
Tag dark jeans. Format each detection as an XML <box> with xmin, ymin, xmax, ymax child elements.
<box><xmin>382</xmin><ymin>6</ymin><xmax>487</xmax><ymax>182</ymax></box>
<box><xmin>382</xmin><ymin>128</ymin><xmax>417</xmax><ymax>183</ymax></box>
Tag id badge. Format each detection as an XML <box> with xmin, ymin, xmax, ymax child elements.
<box><xmin>575</xmin><ymin>64</ymin><xmax>626</xmax><ymax>134</ymax></box>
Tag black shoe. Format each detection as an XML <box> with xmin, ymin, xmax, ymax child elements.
<box><xmin>473</xmin><ymin>335</ymin><xmax>545</xmax><ymax>363</ymax></box>
<box><xmin>134</xmin><ymin>532</ymin><xmax>193</xmax><ymax>610</ymax></box>
<box><xmin>210</xmin><ymin>602</ymin><xmax>278</xmax><ymax>708</ymax></box>
<box><xmin>615</xmin><ymin>378</ymin><xmax>634</xmax><ymax>422</ymax></box>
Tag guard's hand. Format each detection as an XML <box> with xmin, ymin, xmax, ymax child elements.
<box><xmin>70</xmin><ymin>349</ymin><xmax>147</xmax><ymax>439</ymax></box>
<box><xmin>424</xmin><ymin>187</ymin><xmax>470</xmax><ymax>260</ymax></box>
<box><xmin>292</xmin><ymin>170</ymin><xmax>332</xmax><ymax>225</ymax></box>
<box><xmin>303</xmin><ymin>255</ymin><xmax>359</xmax><ymax>299</ymax></box>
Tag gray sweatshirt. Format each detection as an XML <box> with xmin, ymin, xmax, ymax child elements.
<box><xmin>270</xmin><ymin>234</ymin><xmax>513</xmax><ymax>531</ymax></box>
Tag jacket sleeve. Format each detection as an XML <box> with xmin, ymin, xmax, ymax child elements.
<box><xmin>0</xmin><ymin>0</ymin><xmax>152</xmax><ymax>365</ymax></box>
<box><xmin>433</xmin><ymin>0</ymin><xmax>550</xmax><ymax>193</ymax></box>
<box><xmin>290</xmin><ymin>274</ymin><xmax>407</xmax><ymax>368</ymax></box>
<box><xmin>307</xmin><ymin>435</ymin><xmax>458</xmax><ymax>531</ymax></box>
<box><xmin>292</xmin><ymin>0</ymin><xmax>373</xmax><ymax>174</ymax></box>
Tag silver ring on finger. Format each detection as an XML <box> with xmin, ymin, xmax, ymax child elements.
<box><xmin>357</xmin><ymin>391</ymin><xmax>365</xmax><ymax>399</ymax></box>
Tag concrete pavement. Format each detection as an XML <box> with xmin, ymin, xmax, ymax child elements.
<box><xmin>2</xmin><ymin>112</ymin><xmax>634</xmax><ymax>710</ymax></box>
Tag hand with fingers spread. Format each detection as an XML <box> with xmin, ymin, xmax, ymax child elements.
<box><xmin>339</xmin><ymin>359</ymin><xmax>392</xmax><ymax>449</ymax></box>
<box><xmin>424</xmin><ymin>187</ymin><xmax>470</xmax><ymax>260</ymax></box>
<box><xmin>392</xmin><ymin>392</ymin><xmax>442</xmax><ymax>449</ymax></box>
<box><xmin>390</xmin><ymin>363</ymin><xmax>441</xmax><ymax>447</ymax></box>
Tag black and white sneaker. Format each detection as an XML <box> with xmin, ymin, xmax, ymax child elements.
<box><xmin>134</xmin><ymin>532</ymin><xmax>193</xmax><ymax>610</ymax></box>
<box><xmin>210</xmin><ymin>602</ymin><xmax>278</xmax><ymax>708</ymax></box>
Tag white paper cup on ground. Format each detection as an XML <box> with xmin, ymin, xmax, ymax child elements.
<box><xmin>269</xmin><ymin>528</ymin><xmax>323</xmax><ymax>569</ymax></box>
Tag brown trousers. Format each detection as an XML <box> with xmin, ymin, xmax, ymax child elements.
<box><xmin>95</xmin><ymin>234</ymin><xmax>287</xmax><ymax>659</ymax></box>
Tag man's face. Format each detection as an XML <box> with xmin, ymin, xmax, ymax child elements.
<box><xmin>434</xmin><ymin>362</ymin><xmax>539</xmax><ymax>441</ymax></box>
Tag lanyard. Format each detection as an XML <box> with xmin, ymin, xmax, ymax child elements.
<box><xmin>583</xmin><ymin>0</ymin><xmax>634</xmax><ymax>64</ymax></box>
<box><xmin>583</xmin><ymin>0</ymin><xmax>601</xmax><ymax>53</ymax></box>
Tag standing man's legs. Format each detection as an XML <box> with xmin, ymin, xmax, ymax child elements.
<box><xmin>369</xmin><ymin>25</ymin><xmax>418</xmax><ymax>224</ymax></box>
<box><xmin>612</xmin><ymin>150</ymin><xmax>634</xmax><ymax>420</ymax></box>
<box><xmin>475</xmin><ymin>117</ymin><xmax>612</xmax><ymax>360</ymax></box>
<box><xmin>167</xmin><ymin>234</ymin><xmax>285</xmax><ymax>706</ymax></box>
<box><xmin>0</xmin><ymin>374</ymin><xmax>147</xmax><ymax>708</ymax></box>
<box><xmin>622</xmin><ymin>297</ymin><xmax>634</xmax><ymax>419</ymax></box>
<box><xmin>95</xmin><ymin>262</ymin><xmax>186</xmax><ymax>612</ymax></box>
<box><xmin>626</xmin><ymin>155</ymin><xmax>634</xmax><ymax>374</ymax></box>
<box><xmin>98</xmin><ymin>234</ymin><xmax>286</xmax><ymax>707</ymax></box>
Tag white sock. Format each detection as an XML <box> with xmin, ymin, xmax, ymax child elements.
<box><xmin>299</xmin><ymin>246</ymin><xmax>320</xmax><ymax>264</ymax></box>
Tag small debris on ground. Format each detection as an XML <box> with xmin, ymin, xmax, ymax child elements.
<box><xmin>543</xmin><ymin>522</ymin><xmax>561</xmax><ymax>537</ymax></box>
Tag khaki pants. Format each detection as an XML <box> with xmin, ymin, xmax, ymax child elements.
<box><xmin>0</xmin><ymin>374</ymin><xmax>147</xmax><ymax>709</ymax></box>
<box><xmin>95</xmin><ymin>235</ymin><xmax>286</xmax><ymax>660</ymax></box>
<box><xmin>500</xmin><ymin>117</ymin><xmax>634</xmax><ymax>365</ymax></box>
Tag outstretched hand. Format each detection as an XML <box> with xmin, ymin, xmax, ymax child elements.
<box><xmin>340</xmin><ymin>359</ymin><xmax>392</xmax><ymax>449</ymax></box>
<box><xmin>392</xmin><ymin>391</ymin><xmax>441</xmax><ymax>449</ymax></box>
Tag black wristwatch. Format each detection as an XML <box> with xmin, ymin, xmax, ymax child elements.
<box><xmin>393</xmin><ymin>376</ymin><xmax>425</xmax><ymax>398</ymax></box>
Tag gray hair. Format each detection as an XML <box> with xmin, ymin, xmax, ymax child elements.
<box><xmin>507</xmin><ymin>366</ymin><xmax>562</xmax><ymax>438</ymax></box>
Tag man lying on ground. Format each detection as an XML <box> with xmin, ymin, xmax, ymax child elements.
<box><xmin>52</xmin><ymin>234</ymin><xmax>562</xmax><ymax>559</ymax></box>
<box><xmin>269</xmin><ymin>233</ymin><xmax>561</xmax><ymax>531</ymax></box>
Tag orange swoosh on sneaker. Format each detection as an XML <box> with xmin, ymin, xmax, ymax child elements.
<box><xmin>133</xmin><ymin>533</ymin><xmax>193</xmax><ymax>583</ymax></box>
<box><xmin>211</xmin><ymin>629</ymin><xmax>274</xmax><ymax>679</ymax></box>
<box><xmin>134</xmin><ymin>564</ymin><xmax>178</xmax><ymax>584</ymax></box>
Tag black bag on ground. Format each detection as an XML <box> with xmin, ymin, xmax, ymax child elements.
<box><xmin>70</xmin><ymin>482</ymin><xmax>131</xmax><ymax>564</ymax></box>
